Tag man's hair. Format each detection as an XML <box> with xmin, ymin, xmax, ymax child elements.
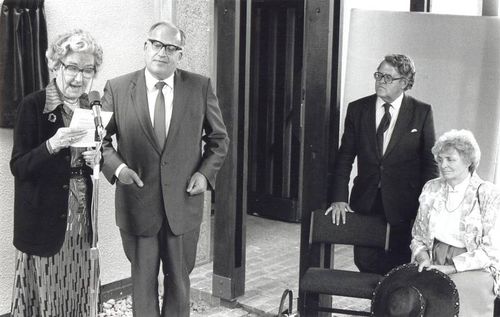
<box><xmin>148</xmin><ymin>21</ymin><xmax>186</xmax><ymax>47</ymax></box>
<box><xmin>382</xmin><ymin>54</ymin><xmax>416</xmax><ymax>90</ymax></box>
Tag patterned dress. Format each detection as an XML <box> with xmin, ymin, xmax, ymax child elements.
<box><xmin>11</xmin><ymin>84</ymin><xmax>97</xmax><ymax>316</ymax></box>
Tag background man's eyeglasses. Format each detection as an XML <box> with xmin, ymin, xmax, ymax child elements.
<box><xmin>147</xmin><ymin>39</ymin><xmax>183</xmax><ymax>54</ymax></box>
<box><xmin>60</xmin><ymin>61</ymin><xmax>96</xmax><ymax>78</ymax></box>
<box><xmin>373</xmin><ymin>72</ymin><xmax>405</xmax><ymax>84</ymax></box>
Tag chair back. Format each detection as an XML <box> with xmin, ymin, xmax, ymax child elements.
<box><xmin>309</xmin><ymin>210</ymin><xmax>390</xmax><ymax>250</ymax></box>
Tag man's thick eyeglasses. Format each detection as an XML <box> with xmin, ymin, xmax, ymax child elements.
<box><xmin>60</xmin><ymin>61</ymin><xmax>96</xmax><ymax>78</ymax></box>
<box><xmin>147</xmin><ymin>39</ymin><xmax>183</xmax><ymax>54</ymax></box>
<box><xmin>373</xmin><ymin>72</ymin><xmax>405</xmax><ymax>84</ymax></box>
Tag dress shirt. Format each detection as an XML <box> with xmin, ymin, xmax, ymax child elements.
<box><xmin>115</xmin><ymin>70</ymin><xmax>174</xmax><ymax>178</ymax></box>
<box><xmin>375</xmin><ymin>93</ymin><xmax>403</xmax><ymax>154</ymax></box>
<box><xmin>144</xmin><ymin>68</ymin><xmax>174</xmax><ymax>137</ymax></box>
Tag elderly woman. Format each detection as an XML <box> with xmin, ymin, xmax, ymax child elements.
<box><xmin>10</xmin><ymin>30</ymin><xmax>103</xmax><ymax>316</ymax></box>
<box><xmin>411</xmin><ymin>129</ymin><xmax>500</xmax><ymax>316</ymax></box>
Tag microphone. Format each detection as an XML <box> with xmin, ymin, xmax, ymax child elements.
<box><xmin>89</xmin><ymin>91</ymin><xmax>103</xmax><ymax>130</ymax></box>
<box><xmin>88</xmin><ymin>91</ymin><xmax>103</xmax><ymax>179</ymax></box>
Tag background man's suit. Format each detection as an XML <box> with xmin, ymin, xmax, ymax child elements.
<box><xmin>331</xmin><ymin>93</ymin><xmax>438</xmax><ymax>274</ymax></box>
<box><xmin>102</xmin><ymin>68</ymin><xmax>229</xmax><ymax>315</ymax></box>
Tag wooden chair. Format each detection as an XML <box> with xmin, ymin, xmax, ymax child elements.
<box><xmin>300</xmin><ymin>209</ymin><xmax>391</xmax><ymax>316</ymax></box>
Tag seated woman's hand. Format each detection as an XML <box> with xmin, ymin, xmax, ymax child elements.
<box><xmin>414</xmin><ymin>251</ymin><xmax>431</xmax><ymax>272</ymax></box>
<box><xmin>427</xmin><ymin>264</ymin><xmax>457</xmax><ymax>275</ymax></box>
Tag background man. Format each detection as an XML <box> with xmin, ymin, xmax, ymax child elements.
<box><xmin>102</xmin><ymin>22</ymin><xmax>229</xmax><ymax>316</ymax></box>
<box><xmin>326</xmin><ymin>54</ymin><xmax>438</xmax><ymax>274</ymax></box>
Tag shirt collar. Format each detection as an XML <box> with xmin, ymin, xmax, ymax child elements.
<box><xmin>376</xmin><ymin>92</ymin><xmax>404</xmax><ymax>111</ymax></box>
<box><xmin>145</xmin><ymin>68</ymin><xmax>174</xmax><ymax>92</ymax></box>
<box><xmin>43</xmin><ymin>79</ymin><xmax>64</xmax><ymax>113</ymax></box>
<box><xmin>446</xmin><ymin>173</ymin><xmax>471</xmax><ymax>193</ymax></box>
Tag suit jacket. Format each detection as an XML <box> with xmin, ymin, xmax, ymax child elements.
<box><xmin>102</xmin><ymin>68</ymin><xmax>229</xmax><ymax>236</ymax></box>
<box><xmin>10</xmin><ymin>89</ymin><xmax>93</xmax><ymax>256</ymax></box>
<box><xmin>331</xmin><ymin>93</ymin><xmax>438</xmax><ymax>224</ymax></box>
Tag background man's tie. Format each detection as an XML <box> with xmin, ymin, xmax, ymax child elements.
<box><xmin>154</xmin><ymin>81</ymin><xmax>166</xmax><ymax>149</ymax></box>
<box><xmin>376</xmin><ymin>103</ymin><xmax>391</xmax><ymax>157</ymax></box>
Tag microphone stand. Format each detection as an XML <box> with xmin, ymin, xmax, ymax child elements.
<box><xmin>90</xmin><ymin>125</ymin><xmax>104</xmax><ymax>317</ymax></box>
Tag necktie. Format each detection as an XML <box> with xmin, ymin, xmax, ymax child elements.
<box><xmin>376</xmin><ymin>103</ymin><xmax>392</xmax><ymax>156</ymax></box>
<box><xmin>154</xmin><ymin>81</ymin><xmax>167</xmax><ymax>149</ymax></box>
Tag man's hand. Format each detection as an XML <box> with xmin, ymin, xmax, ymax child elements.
<box><xmin>187</xmin><ymin>172</ymin><xmax>207</xmax><ymax>196</ymax></box>
<box><xmin>117</xmin><ymin>166</ymin><xmax>144</xmax><ymax>187</ymax></box>
<box><xmin>325</xmin><ymin>202</ymin><xmax>354</xmax><ymax>225</ymax></box>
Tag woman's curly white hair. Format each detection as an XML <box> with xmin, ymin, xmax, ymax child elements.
<box><xmin>46</xmin><ymin>29</ymin><xmax>103</xmax><ymax>72</ymax></box>
<box><xmin>432</xmin><ymin>129</ymin><xmax>481</xmax><ymax>174</ymax></box>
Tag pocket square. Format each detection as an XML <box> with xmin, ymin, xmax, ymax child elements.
<box><xmin>411</xmin><ymin>129</ymin><xmax>418</xmax><ymax>133</ymax></box>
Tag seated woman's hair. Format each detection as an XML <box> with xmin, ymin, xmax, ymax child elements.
<box><xmin>46</xmin><ymin>29</ymin><xmax>103</xmax><ymax>72</ymax></box>
<box><xmin>431</xmin><ymin>129</ymin><xmax>481</xmax><ymax>173</ymax></box>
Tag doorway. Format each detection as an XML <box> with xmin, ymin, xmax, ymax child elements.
<box><xmin>247</xmin><ymin>0</ymin><xmax>304</xmax><ymax>223</ymax></box>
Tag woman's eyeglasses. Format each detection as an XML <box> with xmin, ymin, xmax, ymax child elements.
<box><xmin>60</xmin><ymin>61</ymin><xmax>96</xmax><ymax>79</ymax></box>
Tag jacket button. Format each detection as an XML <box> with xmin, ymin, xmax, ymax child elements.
<box><xmin>65</xmin><ymin>156</ymin><xmax>70</xmax><ymax>162</ymax></box>
<box><xmin>162</xmin><ymin>161</ymin><xmax>168</xmax><ymax>166</ymax></box>
<box><xmin>60</xmin><ymin>214</ymin><xmax>67</xmax><ymax>219</ymax></box>
<box><xmin>62</xmin><ymin>184</ymin><xmax>69</xmax><ymax>190</ymax></box>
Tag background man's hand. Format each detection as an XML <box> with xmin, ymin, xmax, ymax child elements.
<box><xmin>117</xmin><ymin>166</ymin><xmax>144</xmax><ymax>187</ymax></box>
<box><xmin>325</xmin><ymin>202</ymin><xmax>354</xmax><ymax>225</ymax></box>
<box><xmin>187</xmin><ymin>172</ymin><xmax>207</xmax><ymax>195</ymax></box>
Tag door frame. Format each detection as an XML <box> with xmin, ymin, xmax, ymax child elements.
<box><xmin>212</xmin><ymin>0</ymin><xmax>343</xmax><ymax>304</ymax></box>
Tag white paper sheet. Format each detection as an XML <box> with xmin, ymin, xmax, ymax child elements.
<box><xmin>69</xmin><ymin>108</ymin><xmax>113</xmax><ymax>147</ymax></box>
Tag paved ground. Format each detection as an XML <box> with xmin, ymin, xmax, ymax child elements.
<box><xmin>189</xmin><ymin>214</ymin><xmax>370</xmax><ymax>316</ymax></box>
<box><xmin>100</xmin><ymin>214</ymin><xmax>369</xmax><ymax>316</ymax></box>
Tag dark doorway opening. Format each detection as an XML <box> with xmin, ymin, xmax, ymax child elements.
<box><xmin>247</xmin><ymin>0</ymin><xmax>304</xmax><ymax>223</ymax></box>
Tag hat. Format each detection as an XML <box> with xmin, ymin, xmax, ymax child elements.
<box><xmin>371</xmin><ymin>263</ymin><xmax>459</xmax><ymax>317</ymax></box>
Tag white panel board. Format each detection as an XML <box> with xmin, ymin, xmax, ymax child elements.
<box><xmin>344</xmin><ymin>9</ymin><xmax>500</xmax><ymax>181</ymax></box>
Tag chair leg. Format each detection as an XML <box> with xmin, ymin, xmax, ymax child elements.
<box><xmin>494</xmin><ymin>297</ymin><xmax>500</xmax><ymax>317</ymax></box>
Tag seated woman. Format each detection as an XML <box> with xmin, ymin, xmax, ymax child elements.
<box><xmin>411</xmin><ymin>129</ymin><xmax>500</xmax><ymax>317</ymax></box>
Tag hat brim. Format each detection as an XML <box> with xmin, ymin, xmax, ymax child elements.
<box><xmin>371</xmin><ymin>263</ymin><xmax>459</xmax><ymax>316</ymax></box>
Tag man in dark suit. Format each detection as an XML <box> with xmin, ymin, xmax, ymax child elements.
<box><xmin>101</xmin><ymin>22</ymin><xmax>229</xmax><ymax>316</ymax></box>
<box><xmin>326</xmin><ymin>54</ymin><xmax>438</xmax><ymax>275</ymax></box>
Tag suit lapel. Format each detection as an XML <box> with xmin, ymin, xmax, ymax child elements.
<box><xmin>164</xmin><ymin>70</ymin><xmax>188</xmax><ymax>152</ymax></box>
<box><xmin>362</xmin><ymin>95</ymin><xmax>380</xmax><ymax>159</ymax></box>
<box><xmin>384</xmin><ymin>94</ymin><xmax>412</xmax><ymax>158</ymax></box>
<box><xmin>130</xmin><ymin>69</ymin><xmax>162</xmax><ymax>154</ymax></box>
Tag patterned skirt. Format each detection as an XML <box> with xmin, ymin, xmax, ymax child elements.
<box><xmin>10</xmin><ymin>177</ymin><xmax>98</xmax><ymax>317</ymax></box>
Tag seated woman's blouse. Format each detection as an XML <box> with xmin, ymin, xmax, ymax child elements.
<box><xmin>411</xmin><ymin>173</ymin><xmax>500</xmax><ymax>295</ymax></box>
<box><xmin>433</xmin><ymin>174</ymin><xmax>470</xmax><ymax>248</ymax></box>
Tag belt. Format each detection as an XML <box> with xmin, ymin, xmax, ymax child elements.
<box><xmin>70</xmin><ymin>166</ymin><xmax>90</xmax><ymax>178</ymax></box>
